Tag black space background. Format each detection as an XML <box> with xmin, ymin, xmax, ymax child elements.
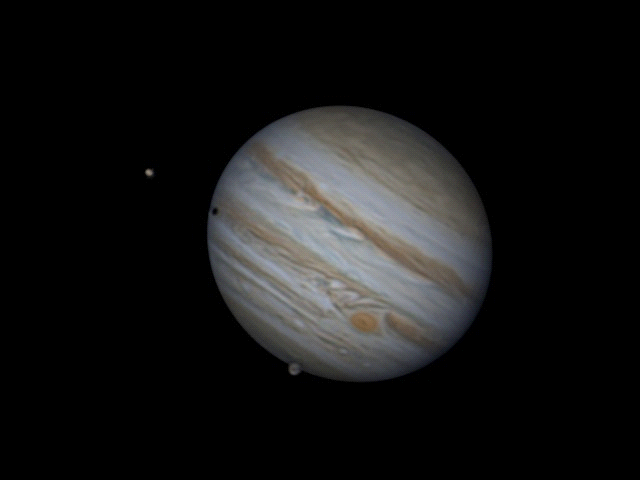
<box><xmin>83</xmin><ymin>52</ymin><xmax>560</xmax><ymax>437</ymax></box>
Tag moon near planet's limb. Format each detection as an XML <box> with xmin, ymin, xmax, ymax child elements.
<box><xmin>207</xmin><ymin>106</ymin><xmax>492</xmax><ymax>382</ymax></box>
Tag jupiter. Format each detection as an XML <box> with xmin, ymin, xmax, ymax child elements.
<box><xmin>207</xmin><ymin>106</ymin><xmax>492</xmax><ymax>382</ymax></box>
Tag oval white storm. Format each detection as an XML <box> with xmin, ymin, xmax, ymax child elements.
<box><xmin>207</xmin><ymin>106</ymin><xmax>492</xmax><ymax>382</ymax></box>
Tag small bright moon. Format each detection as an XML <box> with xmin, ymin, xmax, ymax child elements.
<box><xmin>145</xmin><ymin>168</ymin><xmax>155</xmax><ymax>178</ymax></box>
<box><xmin>288</xmin><ymin>363</ymin><xmax>302</xmax><ymax>376</ymax></box>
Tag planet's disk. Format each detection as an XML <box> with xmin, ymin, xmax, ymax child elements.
<box><xmin>207</xmin><ymin>106</ymin><xmax>492</xmax><ymax>382</ymax></box>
